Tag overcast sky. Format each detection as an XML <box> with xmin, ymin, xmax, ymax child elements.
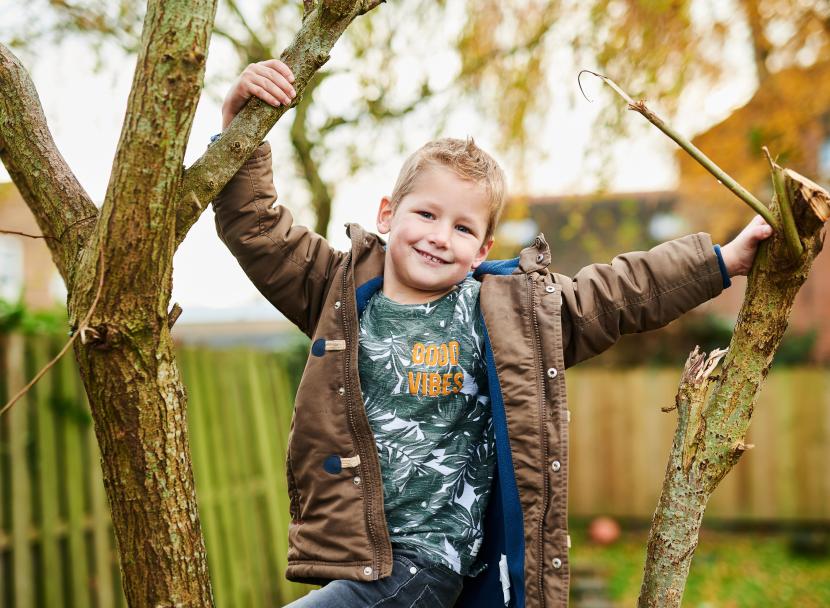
<box><xmin>0</xmin><ymin>6</ymin><xmax>758</xmax><ymax>312</ymax></box>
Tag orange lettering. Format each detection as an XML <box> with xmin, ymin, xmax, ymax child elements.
<box><xmin>438</xmin><ymin>344</ymin><xmax>449</xmax><ymax>366</ymax></box>
<box><xmin>441</xmin><ymin>373</ymin><xmax>452</xmax><ymax>394</ymax></box>
<box><xmin>449</xmin><ymin>341</ymin><xmax>460</xmax><ymax>365</ymax></box>
<box><xmin>429</xmin><ymin>372</ymin><xmax>441</xmax><ymax>396</ymax></box>
<box><xmin>454</xmin><ymin>372</ymin><xmax>464</xmax><ymax>393</ymax></box>
<box><xmin>426</xmin><ymin>345</ymin><xmax>438</xmax><ymax>366</ymax></box>
<box><xmin>408</xmin><ymin>371</ymin><xmax>421</xmax><ymax>395</ymax></box>
<box><xmin>411</xmin><ymin>342</ymin><xmax>425</xmax><ymax>364</ymax></box>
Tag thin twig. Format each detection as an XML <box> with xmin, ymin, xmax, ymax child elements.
<box><xmin>0</xmin><ymin>228</ymin><xmax>56</xmax><ymax>240</ymax></box>
<box><xmin>55</xmin><ymin>214</ymin><xmax>97</xmax><ymax>243</ymax></box>
<box><xmin>763</xmin><ymin>146</ymin><xmax>803</xmax><ymax>259</ymax></box>
<box><xmin>578</xmin><ymin>70</ymin><xmax>777</xmax><ymax>228</ymax></box>
<box><xmin>1</xmin><ymin>246</ymin><xmax>106</xmax><ymax>416</ymax></box>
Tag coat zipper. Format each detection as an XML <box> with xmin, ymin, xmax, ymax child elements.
<box><xmin>341</xmin><ymin>251</ymin><xmax>379</xmax><ymax>577</ymax></box>
<box><xmin>530</xmin><ymin>276</ymin><xmax>550</xmax><ymax>607</ymax></box>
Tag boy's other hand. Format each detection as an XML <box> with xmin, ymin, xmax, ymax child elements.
<box><xmin>720</xmin><ymin>215</ymin><xmax>774</xmax><ymax>277</ymax></box>
<box><xmin>221</xmin><ymin>59</ymin><xmax>296</xmax><ymax>130</ymax></box>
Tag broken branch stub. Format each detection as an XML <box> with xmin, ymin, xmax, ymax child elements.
<box><xmin>639</xmin><ymin>170</ymin><xmax>828</xmax><ymax>607</ymax></box>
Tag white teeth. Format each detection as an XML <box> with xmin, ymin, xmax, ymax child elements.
<box><xmin>417</xmin><ymin>250</ymin><xmax>445</xmax><ymax>264</ymax></box>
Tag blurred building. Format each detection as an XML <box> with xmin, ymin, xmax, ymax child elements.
<box><xmin>0</xmin><ymin>182</ymin><xmax>64</xmax><ymax>308</ymax></box>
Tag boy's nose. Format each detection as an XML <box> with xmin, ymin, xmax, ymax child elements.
<box><xmin>428</xmin><ymin>223</ymin><xmax>452</xmax><ymax>247</ymax></box>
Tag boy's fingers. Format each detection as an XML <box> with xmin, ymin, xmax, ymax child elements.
<box><xmin>249</xmin><ymin>63</ymin><xmax>296</xmax><ymax>99</ymax></box>
<box><xmin>247</xmin><ymin>71</ymin><xmax>294</xmax><ymax>105</ymax></box>
<box><xmin>245</xmin><ymin>79</ymin><xmax>283</xmax><ymax>108</ymax></box>
<box><xmin>261</xmin><ymin>58</ymin><xmax>295</xmax><ymax>83</ymax></box>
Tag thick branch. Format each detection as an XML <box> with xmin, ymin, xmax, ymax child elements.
<box><xmin>173</xmin><ymin>0</ymin><xmax>385</xmax><ymax>247</ymax></box>
<box><xmin>639</xmin><ymin>171</ymin><xmax>828</xmax><ymax>607</ymax></box>
<box><xmin>0</xmin><ymin>43</ymin><xmax>98</xmax><ymax>284</ymax></box>
<box><xmin>75</xmin><ymin>0</ymin><xmax>216</xmax><ymax>323</ymax></box>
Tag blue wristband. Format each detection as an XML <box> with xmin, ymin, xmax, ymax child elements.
<box><xmin>713</xmin><ymin>245</ymin><xmax>731</xmax><ymax>289</ymax></box>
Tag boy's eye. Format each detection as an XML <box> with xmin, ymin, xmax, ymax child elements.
<box><xmin>417</xmin><ymin>211</ymin><xmax>434</xmax><ymax>219</ymax></box>
<box><xmin>455</xmin><ymin>225</ymin><xmax>472</xmax><ymax>234</ymax></box>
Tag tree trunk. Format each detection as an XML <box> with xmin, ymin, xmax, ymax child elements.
<box><xmin>2</xmin><ymin>1</ymin><xmax>385</xmax><ymax>605</ymax></box>
<box><xmin>639</xmin><ymin>169</ymin><xmax>830</xmax><ymax>606</ymax></box>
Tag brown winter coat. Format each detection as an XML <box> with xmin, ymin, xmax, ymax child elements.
<box><xmin>213</xmin><ymin>142</ymin><xmax>725</xmax><ymax>608</ymax></box>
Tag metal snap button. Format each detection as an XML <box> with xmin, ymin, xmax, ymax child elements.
<box><xmin>547</xmin><ymin>367</ymin><xmax>558</xmax><ymax>378</ymax></box>
<box><xmin>551</xmin><ymin>460</ymin><xmax>561</xmax><ymax>472</ymax></box>
<box><xmin>334</xmin><ymin>301</ymin><xmax>341</xmax><ymax>309</ymax></box>
<box><xmin>353</xmin><ymin>476</ymin><xmax>361</xmax><ymax>485</ymax></box>
<box><xmin>409</xmin><ymin>566</ymin><xmax>417</xmax><ymax>575</ymax></box>
<box><xmin>363</xmin><ymin>566</ymin><xmax>373</xmax><ymax>576</ymax></box>
<box><xmin>338</xmin><ymin>387</ymin><xmax>345</xmax><ymax>396</ymax></box>
<box><xmin>552</xmin><ymin>557</ymin><xmax>562</xmax><ymax>569</ymax></box>
<box><xmin>545</xmin><ymin>285</ymin><xmax>555</xmax><ymax>293</ymax></box>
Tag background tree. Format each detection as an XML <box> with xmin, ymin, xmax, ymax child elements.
<box><xmin>10</xmin><ymin>0</ymin><xmax>828</xmax><ymax>244</ymax></box>
<box><xmin>0</xmin><ymin>0</ymin><xmax>383</xmax><ymax>604</ymax></box>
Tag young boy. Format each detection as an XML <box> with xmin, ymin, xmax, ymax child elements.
<box><xmin>213</xmin><ymin>60</ymin><xmax>772</xmax><ymax>608</ymax></box>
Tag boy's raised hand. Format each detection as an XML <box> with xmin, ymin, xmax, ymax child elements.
<box><xmin>221</xmin><ymin>59</ymin><xmax>296</xmax><ymax>129</ymax></box>
<box><xmin>719</xmin><ymin>215</ymin><xmax>775</xmax><ymax>277</ymax></box>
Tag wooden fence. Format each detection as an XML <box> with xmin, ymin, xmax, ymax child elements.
<box><xmin>1</xmin><ymin>334</ymin><xmax>829</xmax><ymax>607</ymax></box>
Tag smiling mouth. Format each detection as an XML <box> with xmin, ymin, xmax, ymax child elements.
<box><xmin>414</xmin><ymin>248</ymin><xmax>449</xmax><ymax>264</ymax></box>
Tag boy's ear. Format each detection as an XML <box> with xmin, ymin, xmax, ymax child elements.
<box><xmin>470</xmin><ymin>237</ymin><xmax>494</xmax><ymax>270</ymax></box>
<box><xmin>376</xmin><ymin>196</ymin><xmax>394</xmax><ymax>235</ymax></box>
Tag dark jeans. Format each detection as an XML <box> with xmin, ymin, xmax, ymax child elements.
<box><xmin>283</xmin><ymin>550</ymin><xmax>464</xmax><ymax>608</ymax></box>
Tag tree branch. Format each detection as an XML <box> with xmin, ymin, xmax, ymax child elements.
<box><xmin>75</xmin><ymin>0</ymin><xmax>217</xmax><ymax>321</ymax></box>
<box><xmin>359</xmin><ymin>0</ymin><xmax>386</xmax><ymax>15</ymax></box>
<box><xmin>763</xmin><ymin>147</ymin><xmax>803</xmax><ymax>259</ymax></box>
<box><xmin>579</xmin><ymin>70</ymin><xmax>777</xmax><ymax>228</ymax></box>
<box><xmin>173</xmin><ymin>0</ymin><xmax>385</xmax><ymax>247</ymax></box>
<box><xmin>0</xmin><ymin>43</ymin><xmax>98</xmax><ymax>284</ymax></box>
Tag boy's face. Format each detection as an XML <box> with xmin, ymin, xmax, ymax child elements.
<box><xmin>376</xmin><ymin>165</ymin><xmax>494</xmax><ymax>304</ymax></box>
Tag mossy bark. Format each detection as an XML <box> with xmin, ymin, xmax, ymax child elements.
<box><xmin>639</xmin><ymin>170</ymin><xmax>830</xmax><ymax>607</ymax></box>
<box><xmin>1</xmin><ymin>2</ymin><xmax>383</xmax><ymax>605</ymax></box>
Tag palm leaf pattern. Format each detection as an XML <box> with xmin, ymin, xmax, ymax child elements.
<box><xmin>358</xmin><ymin>278</ymin><xmax>495</xmax><ymax>575</ymax></box>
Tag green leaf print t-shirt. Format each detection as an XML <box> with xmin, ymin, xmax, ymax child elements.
<box><xmin>358</xmin><ymin>277</ymin><xmax>495</xmax><ymax>576</ymax></box>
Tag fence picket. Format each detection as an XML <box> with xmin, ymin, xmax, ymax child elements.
<box><xmin>33</xmin><ymin>337</ymin><xmax>62</xmax><ymax>608</ymax></box>
<box><xmin>8</xmin><ymin>333</ymin><xmax>34</xmax><ymax>608</ymax></box>
<box><xmin>246</xmin><ymin>350</ymin><xmax>292</xmax><ymax>603</ymax></box>
<box><xmin>58</xmin><ymin>346</ymin><xmax>91</xmax><ymax>608</ymax></box>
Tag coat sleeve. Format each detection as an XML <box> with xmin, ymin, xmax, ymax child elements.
<box><xmin>212</xmin><ymin>141</ymin><xmax>346</xmax><ymax>337</ymax></box>
<box><xmin>554</xmin><ymin>233</ymin><xmax>725</xmax><ymax>368</ymax></box>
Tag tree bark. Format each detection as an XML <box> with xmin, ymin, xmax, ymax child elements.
<box><xmin>0</xmin><ymin>45</ymin><xmax>97</xmax><ymax>282</ymax></box>
<box><xmin>67</xmin><ymin>1</ymin><xmax>219</xmax><ymax>605</ymax></box>
<box><xmin>639</xmin><ymin>169</ymin><xmax>830</xmax><ymax>607</ymax></box>
<box><xmin>0</xmin><ymin>1</ymin><xmax>385</xmax><ymax>605</ymax></box>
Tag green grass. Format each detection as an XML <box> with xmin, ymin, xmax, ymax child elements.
<box><xmin>570</xmin><ymin>524</ymin><xmax>830</xmax><ymax>607</ymax></box>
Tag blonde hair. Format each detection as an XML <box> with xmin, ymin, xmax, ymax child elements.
<box><xmin>389</xmin><ymin>137</ymin><xmax>506</xmax><ymax>242</ymax></box>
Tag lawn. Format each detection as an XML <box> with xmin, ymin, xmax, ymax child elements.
<box><xmin>569</xmin><ymin>522</ymin><xmax>830</xmax><ymax>607</ymax></box>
